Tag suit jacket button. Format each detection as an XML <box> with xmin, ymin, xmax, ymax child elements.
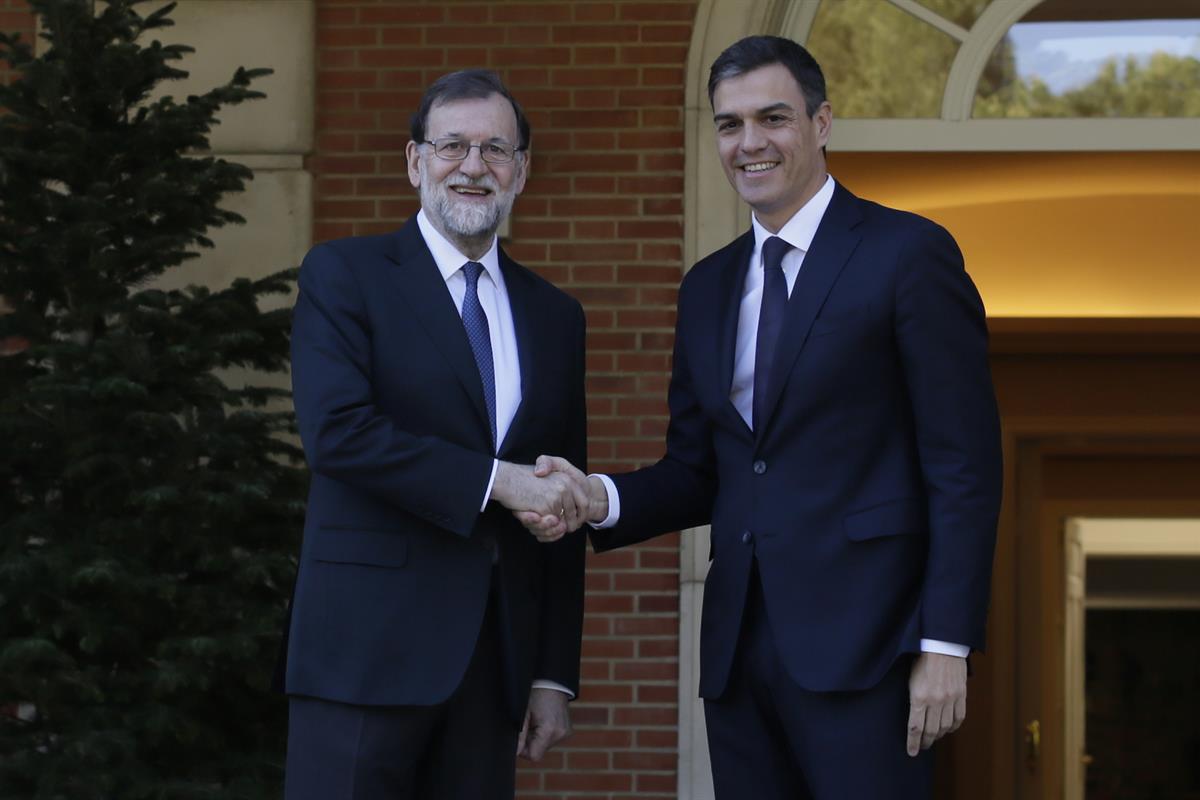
<box><xmin>752</xmin><ymin>460</ymin><xmax>767</xmax><ymax>474</ymax></box>
<box><xmin>741</xmin><ymin>530</ymin><xmax>752</xmax><ymax>545</ymax></box>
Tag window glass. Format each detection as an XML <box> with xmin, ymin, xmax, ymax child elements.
<box><xmin>974</xmin><ymin>0</ymin><xmax>1200</xmax><ymax>117</ymax></box>
<box><xmin>807</xmin><ymin>0</ymin><xmax>959</xmax><ymax>118</ymax></box>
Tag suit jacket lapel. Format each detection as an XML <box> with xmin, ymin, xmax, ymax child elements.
<box><xmin>386</xmin><ymin>218</ymin><xmax>494</xmax><ymax>444</ymax></box>
<box><xmin>716</xmin><ymin>232</ymin><xmax>756</xmax><ymax>437</ymax></box>
<box><xmin>757</xmin><ymin>183</ymin><xmax>864</xmax><ymax>441</ymax></box>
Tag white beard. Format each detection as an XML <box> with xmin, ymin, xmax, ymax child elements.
<box><xmin>418</xmin><ymin>160</ymin><xmax>516</xmax><ymax>240</ymax></box>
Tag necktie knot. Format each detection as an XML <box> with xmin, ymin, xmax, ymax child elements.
<box><xmin>462</xmin><ymin>260</ymin><xmax>484</xmax><ymax>287</ymax></box>
<box><xmin>762</xmin><ymin>236</ymin><xmax>792</xmax><ymax>273</ymax></box>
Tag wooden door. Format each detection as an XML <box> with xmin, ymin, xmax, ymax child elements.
<box><xmin>947</xmin><ymin>319</ymin><xmax>1200</xmax><ymax>800</ymax></box>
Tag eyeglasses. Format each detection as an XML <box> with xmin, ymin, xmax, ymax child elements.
<box><xmin>421</xmin><ymin>137</ymin><xmax>523</xmax><ymax>164</ymax></box>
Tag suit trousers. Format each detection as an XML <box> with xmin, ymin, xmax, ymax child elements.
<box><xmin>284</xmin><ymin>584</ymin><xmax>519</xmax><ymax>800</ymax></box>
<box><xmin>703</xmin><ymin>559</ymin><xmax>932</xmax><ymax>800</ymax></box>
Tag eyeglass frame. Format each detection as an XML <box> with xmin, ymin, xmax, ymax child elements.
<box><xmin>419</xmin><ymin>136</ymin><xmax>526</xmax><ymax>165</ymax></box>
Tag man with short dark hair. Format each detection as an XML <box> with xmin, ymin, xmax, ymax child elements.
<box><xmin>527</xmin><ymin>36</ymin><xmax>1002</xmax><ymax>799</ymax></box>
<box><xmin>283</xmin><ymin>69</ymin><xmax>588</xmax><ymax>800</ymax></box>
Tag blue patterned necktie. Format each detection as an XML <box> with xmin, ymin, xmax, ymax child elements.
<box><xmin>753</xmin><ymin>236</ymin><xmax>793</xmax><ymax>431</ymax></box>
<box><xmin>460</xmin><ymin>261</ymin><xmax>497</xmax><ymax>449</ymax></box>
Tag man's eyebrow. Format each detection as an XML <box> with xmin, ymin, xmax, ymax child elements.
<box><xmin>434</xmin><ymin>132</ymin><xmax>512</xmax><ymax>142</ymax></box>
<box><xmin>754</xmin><ymin>102</ymin><xmax>797</xmax><ymax>115</ymax></box>
<box><xmin>713</xmin><ymin>102</ymin><xmax>797</xmax><ymax>123</ymax></box>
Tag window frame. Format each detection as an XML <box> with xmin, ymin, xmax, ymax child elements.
<box><xmin>784</xmin><ymin>0</ymin><xmax>1200</xmax><ymax>151</ymax></box>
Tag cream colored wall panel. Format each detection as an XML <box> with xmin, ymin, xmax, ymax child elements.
<box><xmin>159</xmin><ymin>165</ymin><xmax>312</xmax><ymax>401</ymax></box>
<box><xmin>158</xmin><ymin>166</ymin><xmax>312</xmax><ymax>302</ymax></box>
<box><xmin>41</xmin><ymin>2</ymin><xmax>317</xmax><ymax>153</ymax></box>
<box><xmin>148</xmin><ymin>0</ymin><xmax>314</xmax><ymax>154</ymax></box>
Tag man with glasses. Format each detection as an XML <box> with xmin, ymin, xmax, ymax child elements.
<box><xmin>282</xmin><ymin>70</ymin><xmax>588</xmax><ymax>800</ymax></box>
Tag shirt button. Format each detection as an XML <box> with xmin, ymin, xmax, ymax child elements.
<box><xmin>741</xmin><ymin>530</ymin><xmax>752</xmax><ymax>545</ymax></box>
<box><xmin>752</xmin><ymin>460</ymin><xmax>767</xmax><ymax>475</ymax></box>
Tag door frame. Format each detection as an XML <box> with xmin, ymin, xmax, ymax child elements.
<box><xmin>1062</xmin><ymin>518</ymin><xmax>1200</xmax><ymax>800</ymax></box>
<box><xmin>977</xmin><ymin>317</ymin><xmax>1200</xmax><ymax>800</ymax></box>
<box><xmin>1011</xmin><ymin>435</ymin><xmax>1200</xmax><ymax>800</ymax></box>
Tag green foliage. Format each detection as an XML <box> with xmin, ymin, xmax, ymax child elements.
<box><xmin>0</xmin><ymin>1</ymin><xmax>303</xmax><ymax>796</ymax></box>
<box><xmin>975</xmin><ymin>51</ymin><xmax>1200</xmax><ymax>118</ymax></box>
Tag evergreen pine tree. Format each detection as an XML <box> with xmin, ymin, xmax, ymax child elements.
<box><xmin>0</xmin><ymin>1</ymin><xmax>303</xmax><ymax>796</ymax></box>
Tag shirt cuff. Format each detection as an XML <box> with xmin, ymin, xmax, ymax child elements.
<box><xmin>588</xmin><ymin>473</ymin><xmax>620</xmax><ymax>529</ymax></box>
<box><xmin>531</xmin><ymin>679</ymin><xmax>575</xmax><ymax>699</ymax></box>
<box><xmin>481</xmin><ymin>458</ymin><xmax>499</xmax><ymax>512</ymax></box>
<box><xmin>920</xmin><ymin>638</ymin><xmax>970</xmax><ymax>658</ymax></box>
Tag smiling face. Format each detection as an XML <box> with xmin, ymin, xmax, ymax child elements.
<box><xmin>711</xmin><ymin>62</ymin><xmax>832</xmax><ymax>233</ymax></box>
<box><xmin>406</xmin><ymin>93</ymin><xmax>528</xmax><ymax>256</ymax></box>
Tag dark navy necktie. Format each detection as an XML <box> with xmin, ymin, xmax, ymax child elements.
<box><xmin>461</xmin><ymin>261</ymin><xmax>497</xmax><ymax>449</ymax></box>
<box><xmin>753</xmin><ymin>236</ymin><xmax>793</xmax><ymax>431</ymax></box>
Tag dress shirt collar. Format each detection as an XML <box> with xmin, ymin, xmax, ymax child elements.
<box><xmin>416</xmin><ymin>208</ymin><xmax>503</xmax><ymax>287</ymax></box>
<box><xmin>750</xmin><ymin>173</ymin><xmax>836</xmax><ymax>257</ymax></box>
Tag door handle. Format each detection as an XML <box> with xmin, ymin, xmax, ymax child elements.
<box><xmin>1024</xmin><ymin>719</ymin><xmax>1041</xmax><ymax>771</ymax></box>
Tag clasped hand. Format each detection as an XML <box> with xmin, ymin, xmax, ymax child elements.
<box><xmin>490</xmin><ymin>457</ymin><xmax>604</xmax><ymax>543</ymax></box>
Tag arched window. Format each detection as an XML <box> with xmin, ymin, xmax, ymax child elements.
<box><xmin>785</xmin><ymin>0</ymin><xmax>1200</xmax><ymax>149</ymax></box>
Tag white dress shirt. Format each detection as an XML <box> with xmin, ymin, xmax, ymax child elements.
<box><xmin>592</xmin><ymin>176</ymin><xmax>968</xmax><ymax>659</ymax></box>
<box><xmin>417</xmin><ymin>211</ymin><xmax>576</xmax><ymax>696</ymax></box>
<box><xmin>730</xmin><ymin>175</ymin><xmax>835</xmax><ymax>426</ymax></box>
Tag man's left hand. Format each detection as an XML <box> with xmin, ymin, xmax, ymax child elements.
<box><xmin>906</xmin><ymin>652</ymin><xmax>967</xmax><ymax>756</ymax></box>
<box><xmin>517</xmin><ymin>687</ymin><xmax>572</xmax><ymax>761</ymax></box>
<box><xmin>513</xmin><ymin>456</ymin><xmax>607</xmax><ymax>542</ymax></box>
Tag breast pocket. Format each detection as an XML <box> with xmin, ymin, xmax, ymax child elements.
<box><xmin>809</xmin><ymin>307</ymin><xmax>866</xmax><ymax>339</ymax></box>
<box><xmin>310</xmin><ymin>527</ymin><xmax>409</xmax><ymax>568</ymax></box>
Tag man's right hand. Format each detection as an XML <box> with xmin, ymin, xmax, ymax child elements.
<box><xmin>906</xmin><ymin>652</ymin><xmax>968</xmax><ymax>756</ymax></box>
<box><xmin>512</xmin><ymin>455</ymin><xmax>607</xmax><ymax>541</ymax></box>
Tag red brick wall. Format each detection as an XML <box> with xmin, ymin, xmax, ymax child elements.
<box><xmin>0</xmin><ymin>0</ymin><xmax>34</xmax><ymax>85</ymax></box>
<box><xmin>0</xmin><ymin>0</ymin><xmax>34</xmax><ymax>359</ymax></box>
<box><xmin>312</xmin><ymin>1</ymin><xmax>697</xmax><ymax>797</ymax></box>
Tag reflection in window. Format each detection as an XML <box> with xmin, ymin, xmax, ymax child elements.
<box><xmin>974</xmin><ymin>0</ymin><xmax>1200</xmax><ymax>118</ymax></box>
<box><xmin>807</xmin><ymin>0</ymin><xmax>960</xmax><ymax>118</ymax></box>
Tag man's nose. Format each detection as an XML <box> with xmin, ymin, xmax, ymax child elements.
<box><xmin>458</xmin><ymin>145</ymin><xmax>489</xmax><ymax>177</ymax></box>
<box><xmin>739</xmin><ymin>122</ymin><xmax>767</xmax><ymax>152</ymax></box>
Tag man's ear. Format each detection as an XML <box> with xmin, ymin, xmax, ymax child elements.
<box><xmin>405</xmin><ymin>140</ymin><xmax>422</xmax><ymax>189</ymax></box>
<box><xmin>814</xmin><ymin>101</ymin><xmax>833</xmax><ymax>149</ymax></box>
<box><xmin>513</xmin><ymin>148</ymin><xmax>530</xmax><ymax>196</ymax></box>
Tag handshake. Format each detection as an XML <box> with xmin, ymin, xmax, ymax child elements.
<box><xmin>490</xmin><ymin>456</ymin><xmax>608</xmax><ymax>543</ymax></box>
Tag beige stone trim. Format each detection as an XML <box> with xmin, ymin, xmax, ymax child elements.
<box><xmin>151</xmin><ymin>0</ymin><xmax>315</xmax><ymax>155</ymax></box>
<box><xmin>234</xmin><ymin>154</ymin><xmax>306</xmax><ymax>171</ymax></box>
<box><xmin>830</xmin><ymin>118</ymin><xmax>1200</xmax><ymax>151</ymax></box>
<box><xmin>1075</xmin><ymin>518</ymin><xmax>1200</xmax><ymax>557</ymax></box>
<box><xmin>890</xmin><ymin>0</ymin><xmax>971</xmax><ymax>42</ymax></box>
<box><xmin>41</xmin><ymin>3</ymin><xmax>317</xmax><ymax>154</ymax></box>
<box><xmin>155</xmin><ymin>166</ymin><xmax>312</xmax><ymax>295</ymax></box>
<box><xmin>942</xmin><ymin>0</ymin><xmax>1038</xmax><ymax>121</ymax></box>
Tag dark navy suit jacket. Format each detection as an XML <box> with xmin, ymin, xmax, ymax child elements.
<box><xmin>284</xmin><ymin>216</ymin><xmax>587</xmax><ymax>723</ymax></box>
<box><xmin>592</xmin><ymin>182</ymin><xmax>1002</xmax><ymax>698</ymax></box>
